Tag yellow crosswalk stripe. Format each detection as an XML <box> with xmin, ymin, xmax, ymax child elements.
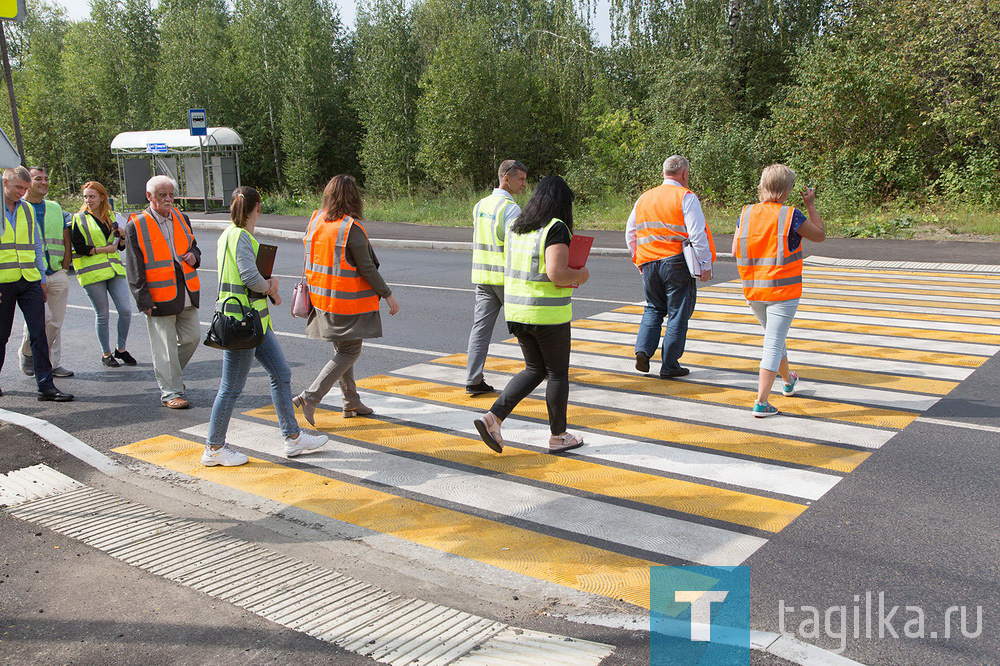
<box><xmin>696</xmin><ymin>296</ymin><xmax>1000</xmax><ymax>328</ymax></box>
<box><xmin>432</xmin><ymin>354</ymin><xmax>917</xmax><ymax>430</ymax></box>
<box><xmin>356</xmin><ymin>375</ymin><xmax>869</xmax><ymax>473</ymax></box>
<box><xmin>246</xmin><ymin>405</ymin><xmax>806</xmax><ymax>532</ymax></box>
<box><xmin>566</xmin><ymin>329</ymin><xmax>957</xmax><ymax>396</ymax></box>
<box><xmin>701</xmin><ymin>286</ymin><xmax>1000</xmax><ymax>314</ymax></box>
<box><xmin>578</xmin><ymin>316</ymin><xmax>984</xmax><ymax>367</ymax></box>
<box><xmin>661</xmin><ymin>308</ymin><xmax>1000</xmax><ymax>345</ymax></box>
<box><xmin>799</xmin><ymin>281</ymin><xmax>1000</xmax><ymax>300</ymax></box>
<box><xmin>115</xmin><ymin>435</ymin><xmax>658</xmax><ymax>609</ymax></box>
<box><xmin>804</xmin><ymin>266</ymin><xmax>1000</xmax><ymax>283</ymax></box>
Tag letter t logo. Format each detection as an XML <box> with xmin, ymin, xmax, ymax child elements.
<box><xmin>675</xmin><ymin>590</ymin><xmax>730</xmax><ymax>641</ymax></box>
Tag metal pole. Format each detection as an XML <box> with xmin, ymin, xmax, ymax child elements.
<box><xmin>0</xmin><ymin>22</ymin><xmax>25</xmax><ymax>165</ymax></box>
<box><xmin>199</xmin><ymin>135</ymin><xmax>208</xmax><ymax>213</ymax></box>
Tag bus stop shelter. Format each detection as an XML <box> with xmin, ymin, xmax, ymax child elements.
<box><xmin>111</xmin><ymin>127</ymin><xmax>243</xmax><ymax>212</ymax></box>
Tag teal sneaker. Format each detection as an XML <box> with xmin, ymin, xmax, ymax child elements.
<box><xmin>782</xmin><ymin>372</ymin><xmax>799</xmax><ymax>397</ymax></box>
<box><xmin>752</xmin><ymin>401</ymin><xmax>780</xmax><ymax>418</ymax></box>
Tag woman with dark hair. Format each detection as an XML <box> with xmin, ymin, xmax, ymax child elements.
<box><xmin>292</xmin><ymin>175</ymin><xmax>400</xmax><ymax>426</ymax></box>
<box><xmin>202</xmin><ymin>186</ymin><xmax>328</xmax><ymax>467</ymax></box>
<box><xmin>71</xmin><ymin>181</ymin><xmax>136</xmax><ymax>367</ymax></box>
<box><xmin>473</xmin><ymin>175</ymin><xmax>589</xmax><ymax>454</ymax></box>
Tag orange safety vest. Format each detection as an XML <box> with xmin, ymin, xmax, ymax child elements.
<box><xmin>304</xmin><ymin>211</ymin><xmax>380</xmax><ymax>315</ymax></box>
<box><xmin>632</xmin><ymin>183</ymin><xmax>716</xmax><ymax>266</ymax></box>
<box><xmin>733</xmin><ymin>202</ymin><xmax>802</xmax><ymax>301</ymax></box>
<box><xmin>131</xmin><ymin>209</ymin><xmax>201</xmax><ymax>305</ymax></box>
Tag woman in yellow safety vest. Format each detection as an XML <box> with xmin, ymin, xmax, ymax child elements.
<box><xmin>201</xmin><ymin>186</ymin><xmax>329</xmax><ymax>467</ymax></box>
<box><xmin>473</xmin><ymin>175</ymin><xmax>590</xmax><ymax>454</ymax></box>
<box><xmin>71</xmin><ymin>181</ymin><xmax>137</xmax><ymax>367</ymax></box>
<box><xmin>731</xmin><ymin>164</ymin><xmax>826</xmax><ymax>417</ymax></box>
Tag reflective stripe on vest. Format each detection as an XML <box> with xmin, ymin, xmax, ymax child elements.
<box><xmin>131</xmin><ymin>209</ymin><xmax>201</xmax><ymax>304</ymax></box>
<box><xmin>734</xmin><ymin>203</ymin><xmax>802</xmax><ymax>301</ymax></box>
<box><xmin>304</xmin><ymin>211</ymin><xmax>380</xmax><ymax>315</ymax></box>
<box><xmin>217</xmin><ymin>225</ymin><xmax>271</xmax><ymax>332</ymax></box>
<box><xmin>42</xmin><ymin>200</ymin><xmax>66</xmax><ymax>272</ymax></box>
<box><xmin>0</xmin><ymin>202</ymin><xmax>42</xmax><ymax>283</ymax></box>
<box><xmin>471</xmin><ymin>194</ymin><xmax>510</xmax><ymax>285</ymax></box>
<box><xmin>504</xmin><ymin>218</ymin><xmax>573</xmax><ymax>325</ymax></box>
<box><xmin>71</xmin><ymin>212</ymin><xmax>125</xmax><ymax>286</ymax></box>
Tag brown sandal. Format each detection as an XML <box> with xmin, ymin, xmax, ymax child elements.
<box><xmin>548</xmin><ymin>432</ymin><xmax>584</xmax><ymax>453</ymax></box>
<box><xmin>474</xmin><ymin>412</ymin><xmax>503</xmax><ymax>453</ymax></box>
<box><xmin>163</xmin><ymin>397</ymin><xmax>190</xmax><ymax>409</ymax></box>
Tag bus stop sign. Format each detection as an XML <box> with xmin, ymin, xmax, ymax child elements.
<box><xmin>189</xmin><ymin>108</ymin><xmax>207</xmax><ymax>136</ymax></box>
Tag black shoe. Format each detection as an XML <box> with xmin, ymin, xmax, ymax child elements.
<box><xmin>38</xmin><ymin>388</ymin><xmax>74</xmax><ymax>402</ymax></box>
<box><xmin>659</xmin><ymin>367</ymin><xmax>690</xmax><ymax>378</ymax></box>
<box><xmin>52</xmin><ymin>366</ymin><xmax>75</xmax><ymax>378</ymax></box>
<box><xmin>635</xmin><ymin>351</ymin><xmax>650</xmax><ymax>373</ymax></box>
<box><xmin>102</xmin><ymin>354</ymin><xmax>121</xmax><ymax>367</ymax></box>
<box><xmin>114</xmin><ymin>349</ymin><xmax>137</xmax><ymax>366</ymax></box>
<box><xmin>466</xmin><ymin>380</ymin><xmax>496</xmax><ymax>395</ymax></box>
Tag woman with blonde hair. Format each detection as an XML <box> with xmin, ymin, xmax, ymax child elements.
<box><xmin>731</xmin><ymin>164</ymin><xmax>825</xmax><ymax>416</ymax></box>
<box><xmin>293</xmin><ymin>175</ymin><xmax>399</xmax><ymax>425</ymax></box>
<box><xmin>71</xmin><ymin>181</ymin><xmax>136</xmax><ymax>367</ymax></box>
<box><xmin>202</xmin><ymin>186</ymin><xmax>328</xmax><ymax>467</ymax></box>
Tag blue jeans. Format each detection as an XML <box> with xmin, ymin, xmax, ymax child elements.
<box><xmin>206</xmin><ymin>329</ymin><xmax>300</xmax><ymax>447</ymax></box>
<box><xmin>748</xmin><ymin>299</ymin><xmax>800</xmax><ymax>372</ymax></box>
<box><xmin>82</xmin><ymin>275</ymin><xmax>132</xmax><ymax>355</ymax></box>
<box><xmin>635</xmin><ymin>255</ymin><xmax>697</xmax><ymax>373</ymax></box>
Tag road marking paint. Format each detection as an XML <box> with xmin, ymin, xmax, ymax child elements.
<box><xmin>572</xmin><ymin>324</ymin><xmax>973</xmax><ymax>382</ymax></box>
<box><xmin>306</xmin><ymin>390</ymin><xmax>842</xmax><ymax>500</ymax></box>
<box><xmin>194</xmin><ymin>418</ymin><xmax>776</xmax><ymax>558</ymax></box>
<box><xmin>803</xmin><ymin>265</ymin><xmax>1000</xmax><ymax>280</ymax></box>
<box><xmin>418</xmin><ymin>358</ymin><xmax>905</xmax><ymax>442</ymax></box>
<box><xmin>800</xmin><ymin>277</ymin><xmax>1000</xmax><ymax>296</ymax></box>
<box><xmin>588</xmin><ymin>313</ymin><xmax>986</xmax><ymax>367</ymax></box>
<box><xmin>355</xmin><ymin>375</ymin><xmax>870</xmax><ymax>473</ymax></box>
<box><xmin>711</xmin><ymin>281</ymin><xmax>1000</xmax><ymax>307</ymax></box>
<box><xmin>566</xmin><ymin>331</ymin><xmax>958</xmax><ymax>396</ymax></box>
<box><xmin>915</xmin><ymin>417</ymin><xmax>1000</xmax><ymax>434</ymax></box>
<box><xmin>803</xmin><ymin>268</ymin><xmax>1000</xmax><ymax>286</ymax></box>
<box><xmin>115</xmin><ymin>435</ymin><xmax>659</xmax><ymax>609</ymax></box>
<box><xmin>432</xmin><ymin>352</ymin><xmax>919</xmax><ymax>429</ymax></box>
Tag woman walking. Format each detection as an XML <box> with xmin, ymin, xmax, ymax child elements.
<box><xmin>292</xmin><ymin>175</ymin><xmax>399</xmax><ymax>426</ymax></box>
<box><xmin>71</xmin><ymin>181</ymin><xmax>137</xmax><ymax>367</ymax></box>
<box><xmin>731</xmin><ymin>164</ymin><xmax>825</xmax><ymax>417</ymax></box>
<box><xmin>202</xmin><ymin>186</ymin><xmax>328</xmax><ymax>467</ymax></box>
<box><xmin>473</xmin><ymin>175</ymin><xmax>589</xmax><ymax>454</ymax></box>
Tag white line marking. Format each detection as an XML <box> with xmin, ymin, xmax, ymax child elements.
<box><xmin>335</xmin><ymin>389</ymin><xmax>842</xmax><ymax>500</ymax></box>
<box><xmin>799</xmin><ymin>277</ymin><xmax>1000</xmax><ymax>295</ymax></box>
<box><xmin>185</xmin><ymin>419</ymin><xmax>769</xmax><ymax>566</ymax></box>
<box><xmin>710</xmin><ymin>280</ymin><xmax>1000</xmax><ymax>307</ymax></box>
<box><xmin>915</xmin><ymin>417</ymin><xmax>1000</xmax><ymax>433</ymax></box>
<box><xmin>486</xmin><ymin>342</ymin><xmax>940</xmax><ymax>411</ymax></box>
<box><xmin>397</xmin><ymin>363</ymin><xmax>896</xmax><ymax>448</ymax></box>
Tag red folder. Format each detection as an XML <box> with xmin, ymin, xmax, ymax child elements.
<box><xmin>568</xmin><ymin>234</ymin><xmax>594</xmax><ymax>269</ymax></box>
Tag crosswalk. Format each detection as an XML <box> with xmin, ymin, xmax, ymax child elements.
<box><xmin>114</xmin><ymin>265</ymin><xmax>1000</xmax><ymax>611</ymax></box>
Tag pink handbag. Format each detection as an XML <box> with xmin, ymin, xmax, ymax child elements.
<box><xmin>291</xmin><ymin>278</ymin><xmax>313</xmax><ymax>318</ymax></box>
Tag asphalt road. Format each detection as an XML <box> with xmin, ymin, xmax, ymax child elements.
<box><xmin>2</xmin><ymin>228</ymin><xmax>998</xmax><ymax>664</ymax></box>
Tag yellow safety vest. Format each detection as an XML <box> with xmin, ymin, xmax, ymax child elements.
<box><xmin>504</xmin><ymin>218</ymin><xmax>573</xmax><ymax>325</ymax></box>
<box><xmin>0</xmin><ymin>202</ymin><xmax>42</xmax><ymax>283</ymax></box>
<box><xmin>71</xmin><ymin>212</ymin><xmax>126</xmax><ymax>286</ymax></box>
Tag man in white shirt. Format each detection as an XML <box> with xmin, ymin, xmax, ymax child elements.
<box><xmin>625</xmin><ymin>155</ymin><xmax>715</xmax><ymax>378</ymax></box>
<box><xmin>465</xmin><ymin>159</ymin><xmax>526</xmax><ymax>395</ymax></box>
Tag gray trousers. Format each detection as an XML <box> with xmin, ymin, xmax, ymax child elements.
<box><xmin>465</xmin><ymin>283</ymin><xmax>504</xmax><ymax>386</ymax></box>
<box><xmin>146</xmin><ymin>305</ymin><xmax>200</xmax><ymax>401</ymax></box>
<box><xmin>301</xmin><ymin>338</ymin><xmax>363</xmax><ymax>407</ymax></box>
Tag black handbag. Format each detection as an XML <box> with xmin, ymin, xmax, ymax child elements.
<box><xmin>204</xmin><ymin>242</ymin><xmax>266</xmax><ymax>351</ymax></box>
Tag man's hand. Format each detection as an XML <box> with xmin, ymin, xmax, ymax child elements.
<box><xmin>181</xmin><ymin>252</ymin><xmax>196</xmax><ymax>266</ymax></box>
<box><xmin>385</xmin><ymin>294</ymin><xmax>400</xmax><ymax>315</ymax></box>
<box><xmin>41</xmin><ymin>283</ymin><xmax>48</xmax><ymax>303</ymax></box>
<box><xmin>699</xmin><ymin>268</ymin><xmax>713</xmax><ymax>282</ymax></box>
<box><xmin>143</xmin><ymin>305</ymin><xmax>156</xmax><ymax>316</ymax></box>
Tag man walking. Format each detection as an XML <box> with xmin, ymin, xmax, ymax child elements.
<box><xmin>626</xmin><ymin>155</ymin><xmax>715</xmax><ymax>378</ymax></box>
<box><xmin>465</xmin><ymin>159</ymin><xmax>527</xmax><ymax>395</ymax></box>
<box><xmin>124</xmin><ymin>175</ymin><xmax>201</xmax><ymax>409</ymax></box>
<box><xmin>19</xmin><ymin>166</ymin><xmax>74</xmax><ymax>379</ymax></box>
<box><xmin>0</xmin><ymin>166</ymin><xmax>73</xmax><ymax>401</ymax></box>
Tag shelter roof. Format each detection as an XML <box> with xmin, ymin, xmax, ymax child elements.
<box><xmin>111</xmin><ymin>127</ymin><xmax>243</xmax><ymax>150</ymax></box>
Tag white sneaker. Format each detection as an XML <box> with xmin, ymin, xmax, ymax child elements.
<box><xmin>201</xmin><ymin>444</ymin><xmax>249</xmax><ymax>467</ymax></box>
<box><xmin>284</xmin><ymin>431</ymin><xmax>328</xmax><ymax>458</ymax></box>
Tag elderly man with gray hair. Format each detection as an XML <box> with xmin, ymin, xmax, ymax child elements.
<box><xmin>124</xmin><ymin>175</ymin><xmax>202</xmax><ymax>409</ymax></box>
<box><xmin>625</xmin><ymin>155</ymin><xmax>716</xmax><ymax>378</ymax></box>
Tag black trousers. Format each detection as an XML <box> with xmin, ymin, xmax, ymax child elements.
<box><xmin>489</xmin><ymin>321</ymin><xmax>571</xmax><ymax>435</ymax></box>
<box><xmin>0</xmin><ymin>278</ymin><xmax>54</xmax><ymax>391</ymax></box>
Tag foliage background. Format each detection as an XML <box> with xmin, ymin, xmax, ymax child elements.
<box><xmin>3</xmin><ymin>0</ymin><xmax>998</xmax><ymax>230</ymax></box>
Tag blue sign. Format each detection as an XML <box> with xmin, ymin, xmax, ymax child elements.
<box><xmin>146</xmin><ymin>143</ymin><xmax>168</xmax><ymax>153</ymax></box>
<box><xmin>651</xmin><ymin>566</ymin><xmax>754</xmax><ymax>665</ymax></box>
<box><xmin>188</xmin><ymin>108</ymin><xmax>207</xmax><ymax>136</ymax></box>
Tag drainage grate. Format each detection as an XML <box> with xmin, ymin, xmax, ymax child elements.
<box><xmin>1</xmin><ymin>465</ymin><xmax>614</xmax><ymax>665</ymax></box>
